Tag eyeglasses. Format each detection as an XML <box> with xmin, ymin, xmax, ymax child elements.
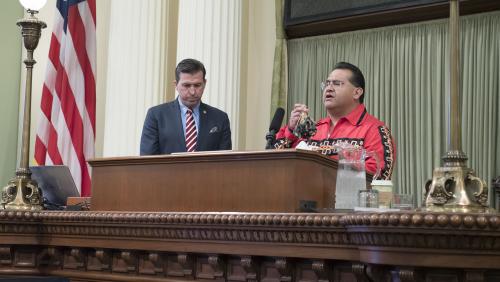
<box><xmin>320</xmin><ymin>80</ymin><xmax>345</xmax><ymax>91</ymax></box>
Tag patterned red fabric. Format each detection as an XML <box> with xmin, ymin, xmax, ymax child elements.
<box><xmin>275</xmin><ymin>104</ymin><xmax>395</xmax><ymax>180</ymax></box>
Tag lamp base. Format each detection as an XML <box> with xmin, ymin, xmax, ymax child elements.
<box><xmin>1</xmin><ymin>169</ymin><xmax>43</xmax><ymax>211</ymax></box>
<box><xmin>423</xmin><ymin>150</ymin><xmax>489</xmax><ymax>212</ymax></box>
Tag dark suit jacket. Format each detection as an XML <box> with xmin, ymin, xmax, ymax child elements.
<box><xmin>140</xmin><ymin>99</ymin><xmax>232</xmax><ymax>155</ymax></box>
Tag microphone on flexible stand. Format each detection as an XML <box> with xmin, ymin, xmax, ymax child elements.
<box><xmin>265</xmin><ymin>107</ymin><xmax>285</xmax><ymax>149</ymax></box>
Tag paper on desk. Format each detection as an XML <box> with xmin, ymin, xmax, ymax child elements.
<box><xmin>353</xmin><ymin>207</ymin><xmax>401</xmax><ymax>212</ymax></box>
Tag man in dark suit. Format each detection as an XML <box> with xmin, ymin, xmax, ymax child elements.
<box><xmin>140</xmin><ymin>59</ymin><xmax>232</xmax><ymax>155</ymax></box>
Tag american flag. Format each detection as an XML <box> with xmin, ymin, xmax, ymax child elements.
<box><xmin>34</xmin><ymin>0</ymin><xmax>96</xmax><ymax>196</ymax></box>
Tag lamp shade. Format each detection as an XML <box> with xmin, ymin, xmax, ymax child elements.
<box><xmin>19</xmin><ymin>0</ymin><xmax>47</xmax><ymax>11</ymax></box>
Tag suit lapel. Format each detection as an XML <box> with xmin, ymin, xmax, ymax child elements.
<box><xmin>197</xmin><ymin>103</ymin><xmax>209</xmax><ymax>151</ymax></box>
<box><xmin>172</xmin><ymin>99</ymin><xmax>187</xmax><ymax>150</ymax></box>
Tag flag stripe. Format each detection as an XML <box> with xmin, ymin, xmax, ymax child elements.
<box><xmin>52</xmin><ymin>91</ymin><xmax>83</xmax><ymax>189</ymax></box>
<box><xmin>86</xmin><ymin>0</ymin><xmax>96</xmax><ymax>27</ymax></box>
<box><xmin>35</xmin><ymin>0</ymin><xmax>96</xmax><ymax>197</ymax></box>
<box><xmin>67</xmin><ymin>4</ymin><xmax>96</xmax><ymax>134</ymax></box>
<box><xmin>40</xmin><ymin>85</ymin><xmax>54</xmax><ymax>122</ymax></box>
<box><xmin>78</xmin><ymin>1</ymin><xmax>96</xmax><ymax>75</ymax></box>
<box><xmin>55</xmin><ymin>67</ymin><xmax>91</xmax><ymax>195</ymax></box>
<box><xmin>47</xmin><ymin>126</ymin><xmax>63</xmax><ymax>164</ymax></box>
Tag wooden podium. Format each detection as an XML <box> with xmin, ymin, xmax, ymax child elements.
<box><xmin>89</xmin><ymin>150</ymin><xmax>338</xmax><ymax>212</ymax></box>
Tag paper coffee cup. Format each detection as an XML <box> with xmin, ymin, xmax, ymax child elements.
<box><xmin>371</xmin><ymin>180</ymin><xmax>393</xmax><ymax>208</ymax></box>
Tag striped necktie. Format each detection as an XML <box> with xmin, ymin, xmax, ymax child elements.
<box><xmin>185</xmin><ymin>109</ymin><xmax>197</xmax><ymax>152</ymax></box>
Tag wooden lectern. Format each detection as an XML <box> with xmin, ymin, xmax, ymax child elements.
<box><xmin>89</xmin><ymin>150</ymin><xmax>338</xmax><ymax>212</ymax></box>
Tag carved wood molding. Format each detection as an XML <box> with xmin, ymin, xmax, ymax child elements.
<box><xmin>398</xmin><ymin>267</ymin><xmax>420</xmax><ymax>282</ymax></box>
<box><xmin>195</xmin><ymin>254</ymin><xmax>225</xmax><ymax>280</ymax></box>
<box><xmin>240</xmin><ymin>255</ymin><xmax>257</xmax><ymax>281</ymax></box>
<box><xmin>64</xmin><ymin>248</ymin><xmax>85</xmax><ymax>270</ymax></box>
<box><xmin>0</xmin><ymin>211</ymin><xmax>499</xmax><ymax>230</ymax></box>
<box><xmin>38</xmin><ymin>247</ymin><xmax>62</xmax><ymax>267</ymax></box>
<box><xmin>311</xmin><ymin>260</ymin><xmax>329</xmax><ymax>282</ymax></box>
<box><xmin>352</xmin><ymin>263</ymin><xmax>369</xmax><ymax>282</ymax></box>
<box><xmin>87</xmin><ymin>249</ymin><xmax>110</xmax><ymax>271</ymax></box>
<box><xmin>0</xmin><ymin>211</ymin><xmax>499</xmax><ymax>253</ymax></box>
<box><xmin>0</xmin><ymin>247</ymin><xmax>12</xmax><ymax>265</ymax></box>
<box><xmin>0</xmin><ymin>245</ymin><xmax>498</xmax><ymax>281</ymax></box>
<box><xmin>166</xmin><ymin>253</ymin><xmax>193</xmax><ymax>278</ymax></box>
<box><xmin>465</xmin><ymin>270</ymin><xmax>485</xmax><ymax>282</ymax></box>
<box><xmin>275</xmin><ymin>257</ymin><xmax>292</xmax><ymax>282</ymax></box>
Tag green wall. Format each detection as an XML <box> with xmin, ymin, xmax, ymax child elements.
<box><xmin>0</xmin><ymin>1</ymin><xmax>23</xmax><ymax>186</ymax></box>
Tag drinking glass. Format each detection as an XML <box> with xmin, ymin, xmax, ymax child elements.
<box><xmin>358</xmin><ymin>189</ymin><xmax>379</xmax><ymax>208</ymax></box>
<box><xmin>392</xmin><ymin>194</ymin><xmax>414</xmax><ymax>210</ymax></box>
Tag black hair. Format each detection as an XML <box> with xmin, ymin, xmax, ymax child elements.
<box><xmin>333</xmin><ymin>62</ymin><xmax>365</xmax><ymax>103</ymax></box>
<box><xmin>175</xmin><ymin>58</ymin><xmax>206</xmax><ymax>82</ymax></box>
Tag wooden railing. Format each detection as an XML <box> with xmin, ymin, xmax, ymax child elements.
<box><xmin>0</xmin><ymin>210</ymin><xmax>499</xmax><ymax>281</ymax></box>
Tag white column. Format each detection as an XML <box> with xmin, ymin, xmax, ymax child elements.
<box><xmin>177</xmin><ymin>0</ymin><xmax>242</xmax><ymax>148</ymax></box>
<box><xmin>244</xmin><ymin>0</ymin><xmax>276</xmax><ymax>150</ymax></box>
<box><xmin>102</xmin><ymin>0</ymin><xmax>176</xmax><ymax>156</ymax></box>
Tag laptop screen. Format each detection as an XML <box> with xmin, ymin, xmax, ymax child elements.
<box><xmin>30</xmin><ymin>165</ymin><xmax>80</xmax><ymax>206</ymax></box>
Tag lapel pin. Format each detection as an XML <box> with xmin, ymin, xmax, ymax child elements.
<box><xmin>203</xmin><ymin>110</ymin><xmax>207</xmax><ymax>114</ymax></box>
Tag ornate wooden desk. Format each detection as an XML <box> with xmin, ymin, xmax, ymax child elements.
<box><xmin>0</xmin><ymin>210</ymin><xmax>499</xmax><ymax>281</ymax></box>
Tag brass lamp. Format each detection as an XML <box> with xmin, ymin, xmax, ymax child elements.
<box><xmin>0</xmin><ymin>0</ymin><xmax>47</xmax><ymax>210</ymax></box>
<box><xmin>423</xmin><ymin>0</ymin><xmax>490</xmax><ymax>212</ymax></box>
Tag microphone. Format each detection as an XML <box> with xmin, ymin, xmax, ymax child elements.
<box><xmin>265</xmin><ymin>107</ymin><xmax>285</xmax><ymax>149</ymax></box>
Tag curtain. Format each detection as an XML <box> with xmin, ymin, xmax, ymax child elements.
<box><xmin>103</xmin><ymin>0</ymin><xmax>171</xmax><ymax>157</ymax></box>
<box><xmin>270</xmin><ymin>0</ymin><xmax>288</xmax><ymax>115</ymax></box>
<box><xmin>287</xmin><ymin>11</ymin><xmax>500</xmax><ymax>206</ymax></box>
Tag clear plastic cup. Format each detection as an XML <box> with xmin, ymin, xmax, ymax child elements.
<box><xmin>392</xmin><ymin>194</ymin><xmax>414</xmax><ymax>210</ymax></box>
<box><xmin>358</xmin><ymin>189</ymin><xmax>379</xmax><ymax>208</ymax></box>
